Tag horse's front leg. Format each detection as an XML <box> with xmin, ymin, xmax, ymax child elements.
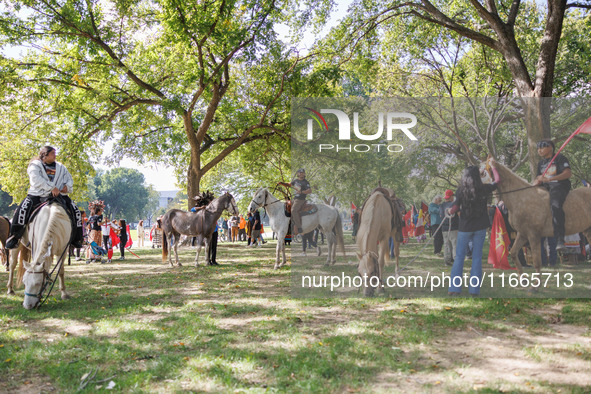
<box><xmin>274</xmin><ymin>237</ymin><xmax>284</xmax><ymax>269</ymax></box>
<box><xmin>203</xmin><ymin>237</ymin><xmax>211</xmax><ymax>266</ymax></box>
<box><xmin>165</xmin><ymin>234</ymin><xmax>174</xmax><ymax>267</ymax></box>
<box><xmin>528</xmin><ymin>237</ymin><xmax>543</xmax><ymax>292</ymax></box>
<box><xmin>58</xmin><ymin>262</ymin><xmax>70</xmax><ymax>300</ymax></box>
<box><xmin>324</xmin><ymin>233</ymin><xmax>335</xmax><ymax>266</ymax></box>
<box><xmin>173</xmin><ymin>236</ymin><xmax>182</xmax><ymax>267</ymax></box>
<box><xmin>509</xmin><ymin>233</ymin><xmax>528</xmax><ymax>276</ymax></box>
<box><xmin>376</xmin><ymin>242</ymin><xmax>389</xmax><ymax>295</ymax></box>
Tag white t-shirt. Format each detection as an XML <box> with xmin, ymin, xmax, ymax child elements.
<box><xmin>101</xmin><ymin>222</ymin><xmax>111</xmax><ymax>236</ymax></box>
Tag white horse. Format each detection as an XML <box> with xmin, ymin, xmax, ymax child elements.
<box><xmin>248</xmin><ymin>188</ymin><xmax>345</xmax><ymax>269</ymax></box>
<box><xmin>7</xmin><ymin>202</ymin><xmax>72</xmax><ymax>309</ymax></box>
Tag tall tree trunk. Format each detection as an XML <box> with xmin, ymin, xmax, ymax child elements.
<box><xmin>187</xmin><ymin>155</ymin><xmax>202</xmax><ymax>210</ymax></box>
<box><xmin>184</xmin><ymin>111</ymin><xmax>201</xmax><ymax>210</ymax></box>
<box><xmin>522</xmin><ymin>97</ymin><xmax>552</xmax><ymax>180</ymax></box>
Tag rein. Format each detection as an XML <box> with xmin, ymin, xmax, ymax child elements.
<box><xmin>25</xmin><ymin>240</ymin><xmax>70</xmax><ymax>308</ymax></box>
<box><xmin>494</xmin><ymin>184</ymin><xmax>539</xmax><ymax>195</ymax></box>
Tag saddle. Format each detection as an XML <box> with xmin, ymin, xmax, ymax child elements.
<box><xmin>30</xmin><ymin>197</ymin><xmax>78</xmax><ymax>243</ymax></box>
<box><xmin>284</xmin><ymin>200</ymin><xmax>318</xmax><ymax>218</ymax></box>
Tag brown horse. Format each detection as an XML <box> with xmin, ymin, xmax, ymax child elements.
<box><xmin>0</xmin><ymin>216</ymin><xmax>9</xmax><ymax>270</ymax></box>
<box><xmin>486</xmin><ymin>160</ymin><xmax>591</xmax><ymax>280</ymax></box>
<box><xmin>162</xmin><ymin>192</ymin><xmax>239</xmax><ymax>267</ymax></box>
<box><xmin>6</xmin><ymin>244</ymin><xmax>30</xmax><ymax>295</ymax></box>
<box><xmin>356</xmin><ymin>189</ymin><xmax>402</xmax><ymax>297</ymax></box>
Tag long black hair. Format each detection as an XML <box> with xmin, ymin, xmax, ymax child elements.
<box><xmin>38</xmin><ymin>146</ymin><xmax>55</xmax><ymax>161</ymax></box>
<box><xmin>457</xmin><ymin>166</ymin><xmax>485</xmax><ymax>216</ymax></box>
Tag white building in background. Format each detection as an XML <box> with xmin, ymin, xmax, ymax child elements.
<box><xmin>158</xmin><ymin>190</ymin><xmax>178</xmax><ymax>208</ymax></box>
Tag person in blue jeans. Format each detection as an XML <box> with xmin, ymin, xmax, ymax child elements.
<box><xmin>446</xmin><ymin>161</ymin><xmax>500</xmax><ymax>297</ymax></box>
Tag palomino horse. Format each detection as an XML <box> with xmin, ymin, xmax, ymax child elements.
<box><xmin>485</xmin><ymin>159</ymin><xmax>591</xmax><ymax>280</ymax></box>
<box><xmin>356</xmin><ymin>189</ymin><xmax>402</xmax><ymax>297</ymax></box>
<box><xmin>0</xmin><ymin>216</ymin><xmax>9</xmax><ymax>269</ymax></box>
<box><xmin>7</xmin><ymin>202</ymin><xmax>72</xmax><ymax>309</ymax></box>
<box><xmin>248</xmin><ymin>188</ymin><xmax>345</xmax><ymax>269</ymax></box>
<box><xmin>161</xmin><ymin>192</ymin><xmax>238</xmax><ymax>267</ymax></box>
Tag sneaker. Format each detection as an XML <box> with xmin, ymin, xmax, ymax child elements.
<box><xmin>5</xmin><ymin>236</ymin><xmax>19</xmax><ymax>250</ymax></box>
<box><xmin>300</xmin><ymin>252</ymin><xmax>307</xmax><ymax>256</ymax></box>
<box><xmin>75</xmin><ymin>257</ymin><xmax>82</xmax><ymax>261</ymax></box>
<box><xmin>257</xmin><ymin>243</ymin><xmax>262</xmax><ymax>248</ymax></box>
<box><xmin>119</xmin><ymin>256</ymin><xmax>125</xmax><ymax>260</ymax></box>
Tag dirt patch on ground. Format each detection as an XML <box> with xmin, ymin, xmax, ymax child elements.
<box><xmin>372</xmin><ymin>323</ymin><xmax>591</xmax><ymax>392</ymax></box>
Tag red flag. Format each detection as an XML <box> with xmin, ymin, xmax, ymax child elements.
<box><xmin>421</xmin><ymin>202</ymin><xmax>428</xmax><ymax>214</ymax></box>
<box><xmin>543</xmin><ymin>116</ymin><xmax>591</xmax><ymax>176</ymax></box>
<box><xmin>404</xmin><ymin>209</ymin><xmax>415</xmax><ymax>237</ymax></box>
<box><xmin>110</xmin><ymin>227</ymin><xmax>121</xmax><ymax>248</ymax></box>
<box><xmin>125</xmin><ymin>225</ymin><xmax>133</xmax><ymax>248</ymax></box>
<box><xmin>488</xmin><ymin>207</ymin><xmax>516</xmax><ymax>270</ymax></box>
<box><xmin>415</xmin><ymin>209</ymin><xmax>425</xmax><ymax>237</ymax></box>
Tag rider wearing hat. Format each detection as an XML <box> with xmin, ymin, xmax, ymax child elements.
<box><xmin>533</xmin><ymin>139</ymin><xmax>571</xmax><ymax>250</ymax></box>
<box><xmin>290</xmin><ymin>168</ymin><xmax>311</xmax><ymax>235</ymax></box>
<box><xmin>6</xmin><ymin>146</ymin><xmax>83</xmax><ymax>249</ymax></box>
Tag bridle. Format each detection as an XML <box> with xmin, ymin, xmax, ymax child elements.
<box><xmin>481</xmin><ymin>160</ymin><xmax>539</xmax><ymax>196</ymax></box>
<box><xmin>24</xmin><ymin>236</ymin><xmax>70</xmax><ymax>308</ymax></box>
<box><xmin>250</xmin><ymin>189</ymin><xmax>282</xmax><ymax>210</ymax></box>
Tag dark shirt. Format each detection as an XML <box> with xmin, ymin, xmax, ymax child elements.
<box><xmin>43</xmin><ymin>162</ymin><xmax>57</xmax><ymax>182</ymax></box>
<box><xmin>440</xmin><ymin>201</ymin><xmax>459</xmax><ymax>231</ymax></box>
<box><xmin>452</xmin><ymin>183</ymin><xmax>497</xmax><ymax>232</ymax></box>
<box><xmin>253</xmin><ymin>211</ymin><xmax>262</xmax><ymax>231</ymax></box>
<box><xmin>89</xmin><ymin>214</ymin><xmax>102</xmax><ymax>231</ymax></box>
<box><xmin>537</xmin><ymin>153</ymin><xmax>571</xmax><ymax>189</ymax></box>
<box><xmin>291</xmin><ymin>179</ymin><xmax>310</xmax><ymax>200</ymax></box>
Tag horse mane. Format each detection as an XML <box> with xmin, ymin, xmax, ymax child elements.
<box><xmin>31</xmin><ymin>204</ymin><xmax>70</xmax><ymax>269</ymax></box>
<box><xmin>494</xmin><ymin>161</ymin><xmax>532</xmax><ymax>188</ymax></box>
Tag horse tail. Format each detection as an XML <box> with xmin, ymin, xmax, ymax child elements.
<box><xmin>162</xmin><ymin>232</ymin><xmax>168</xmax><ymax>263</ymax></box>
<box><xmin>334</xmin><ymin>214</ymin><xmax>346</xmax><ymax>257</ymax></box>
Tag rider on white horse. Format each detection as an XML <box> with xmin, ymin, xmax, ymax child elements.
<box><xmin>290</xmin><ymin>168</ymin><xmax>312</xmax><ymax>236</ymax></box>
<box><xmin>6</xmin><ymin>146</ymin><xmax>83</xmax><ymax>250</ymax></box>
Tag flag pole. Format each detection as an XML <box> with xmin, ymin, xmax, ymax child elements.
<box><xmin>542</xmin><ymin>116</ymin><xmax>591</xmax><ymax>177</ymax></box>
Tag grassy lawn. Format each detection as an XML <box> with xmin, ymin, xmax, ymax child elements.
<box><xmin>1</xmin><ymin>238</ymin><xmax>591</xmax><ymax>392</ymax></box>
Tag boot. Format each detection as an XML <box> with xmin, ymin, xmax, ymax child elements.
<box><xmin>5</xmin><ymin>226</ymin><xmax>26</xmax><ymax>249</ymax></box>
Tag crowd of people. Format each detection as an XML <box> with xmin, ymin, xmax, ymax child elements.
<box><xmin>5</xmin><ymin>143</ymin><xmax>589</xmax><ymax>296</ymax></box>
